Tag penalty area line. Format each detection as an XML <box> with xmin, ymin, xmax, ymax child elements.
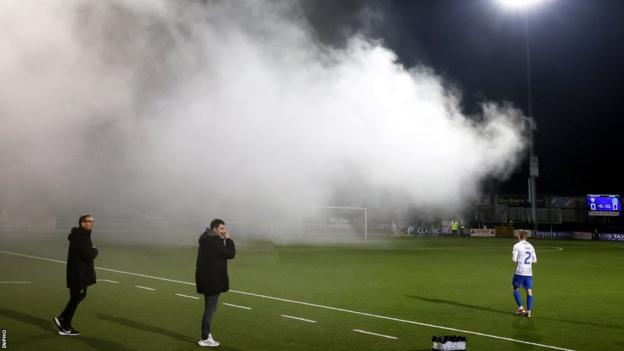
<box><xmin>0</xmin><ymin>249</ymin><xmax>575</xmax><ymax>351</ymax></box>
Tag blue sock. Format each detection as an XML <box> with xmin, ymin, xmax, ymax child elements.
<box><xmin>527</xmin><ymin>295</ymin><xmax>533</xmax><ymax>311</ymax></box>
<box><xmin>513</xmin><ymin>290</ymin><xmax>523</xmax><ymax>307</ymax></box>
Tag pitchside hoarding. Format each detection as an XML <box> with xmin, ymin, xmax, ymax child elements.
<box><xmin>470</xmin><ymin>228</ymin><xmax>496</xmax><ymax>237</ymax></box>
<box><xmin>597</xmin><ymin>233</ymin><xmax>624</xmax><ymax>241</ymax></box>
<box><xmin>532</xmin><ymin>231</ymin><xmax>573</xmax><ymax>239</ymax></box>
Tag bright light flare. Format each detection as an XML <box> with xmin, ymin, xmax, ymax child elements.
<box><xmin>497</xmin><ymin>0</ymin><xmax>550</xmax><ymax>10</ymax></box>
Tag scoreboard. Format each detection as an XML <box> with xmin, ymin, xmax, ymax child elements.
<box><xmin>587</xmin><ymin>194</ymin><xmax>621</xmax><ymax>217</ymax></box>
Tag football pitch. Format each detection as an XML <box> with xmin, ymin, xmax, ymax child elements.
<box><xmin>1</xmin><ymin>234</ymin><xmax>623</xmax><ymax>350</ymax></box>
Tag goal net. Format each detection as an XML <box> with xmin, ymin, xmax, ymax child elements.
<box><xmin>298</xmin><ymin>206</ymin><xmax>368</xmax><ymax>239</ymax></box>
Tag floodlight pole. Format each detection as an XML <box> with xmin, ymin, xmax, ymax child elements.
<box><xmin>523</xmin><ymin>10</ymin><xmax>538</xmax><ymax>231</ymax></box>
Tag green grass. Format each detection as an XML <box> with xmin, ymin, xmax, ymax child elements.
<box><xmin>1</xmin><ymin>233</ymin><xmax>624</xmax><ymax>350</ymax></box>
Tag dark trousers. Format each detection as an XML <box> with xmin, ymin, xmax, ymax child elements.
<box><xmin>201</xmin><ymin>294</ymin><xmax>220</xmax><ymax>339</ymax></box>
<box><xmin>60</xmin><ymin>286</ymin><xmax>87</xmax><ymax>328</ymax></box>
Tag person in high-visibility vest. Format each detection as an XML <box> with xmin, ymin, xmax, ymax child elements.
<box><xmin>451</xmin><ymin>220</ymin><xmax>459</xmax><ymax>237</ymax></box>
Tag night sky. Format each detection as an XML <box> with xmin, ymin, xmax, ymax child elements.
<box><xmin>306</xmin><ymin>0</ymin><xmax>624</xmax><ymax>197</ymax></box>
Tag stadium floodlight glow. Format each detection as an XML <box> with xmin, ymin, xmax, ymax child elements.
<box><xmin>497</xmin><ymin>0</ymin><xmax>550</xmax><ymax>10</ymax></box>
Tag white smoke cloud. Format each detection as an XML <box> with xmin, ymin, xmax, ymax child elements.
<box><xmin>0</xmin><ymin>0</ymin><xmax>527</xmax><ymax>228</ymax></box>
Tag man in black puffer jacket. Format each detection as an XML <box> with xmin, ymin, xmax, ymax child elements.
<box><xmin>53</xmin><ymin>214</ymin><xmax>98</xmax><ymax>336</ymax></box>
<box><xmin>195</xmin><ymin>218</ymin><xmax>236</xmax><ymax>347</ymax></box>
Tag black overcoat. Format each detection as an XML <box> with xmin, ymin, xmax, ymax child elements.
<box><xmin>66</xmin><ymin>227</ymin><xmax>98</xmax><ymax>289</ymax></box>
<box><xmin>195</xmin><ymin>230</ymin><xmax>236</xmax><ymax>295</ymax></box>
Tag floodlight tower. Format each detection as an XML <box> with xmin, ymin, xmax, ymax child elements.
<box><xmin>496</xmin><ymin>0</ymin><xmax>551</xmax><ymax>230</ymax></box>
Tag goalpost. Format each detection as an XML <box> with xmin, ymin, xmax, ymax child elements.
<box><xmin>298</xmin><ymin>206</ymin><xmax>368</xmax><ymax>239</ymax></box>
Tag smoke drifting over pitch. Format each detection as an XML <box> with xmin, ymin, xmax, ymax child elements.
<box><xmin>0</xmin><ymin>1</ymin><xmax>527</xmax><ymax>229</ymax></box>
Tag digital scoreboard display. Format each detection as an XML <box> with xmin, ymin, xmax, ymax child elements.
<box><xmin>587</xmin><ymin>194</ymin><xmax>621</xmax><ymax>217</ymax></box>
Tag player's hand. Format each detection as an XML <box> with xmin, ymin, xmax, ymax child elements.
<box><xmin>223</xmin><ymin>230</ymin><xmax>230</xmax><ymax>239</ymax></box>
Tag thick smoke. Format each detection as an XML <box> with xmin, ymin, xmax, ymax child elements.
<box><xmin>0</xmin><ymin>1</ymin><xmax>527</xmax><ymax>233</ymax></box>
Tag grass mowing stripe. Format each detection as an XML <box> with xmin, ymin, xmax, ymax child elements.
<box><xmin>0</xmin><ymin>281</ymin><xmax>31</xmax><ymax>284</ymax></box>
<box><xmin>280</xmin><ymin>314</ymin><xmax>317</xmax><ymax>323</ymax></box>
<box><xmin>0</xmin><ymin>249</ymin><xmax>576</xmax><ymax>351</ymax></box>
<box><xmin>353</xmin><ymin>329</ymin><xmax>398</xmax><ymax>340</ymax></box>
<box><xmin>175</xmin><ymin>293</ymin><xmax>199</xmax><ymax>300</ymax></box>
<box><xmin>223</xmin><ymin>303</ymin><xmax>252</xmax><ymax>310</ymax></box>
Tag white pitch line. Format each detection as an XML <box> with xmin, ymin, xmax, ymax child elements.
<box><xmin>97</xmin><ymin>279</ymin><xmax>119</xmax><ymax>284</ymax></box>
<box><xmin>353</xmin><ymin>329</ymin><xmax>398</xmax><ymax>340</ymax></box>
<box><xmin>0</xmin><ymin>281</ymin><xmax>31</xmax><ymax>284</ymax></box>
<box><xmin>135</xmin><ymin>285</ymin><xmax>156</xmax><ymax>291</ymax></box>
<box><xmin>241</xmin><ymin>246</ymin><xmax>565</xmax><ymax>252</ymax></box>
<box><xmin>229</xmin><ymin>291</ymin><xmax>577</xmax><ymax>351</ymax></box>
<box><xmin>223</xmin><ymin>303</ymin><xmax>252</xmax><ymax>310</ymax></box>
<box><xmin>0</xmin><ymin>251</ymin><xmax>196</xmax><ymax>286</ymax></box>
<box><xmin>175</xmin><ymin>293</ymin><xmax>199</xmax><ymax>300</ymax></box>
<box><xmin>0</xmin><ymin>249</ymin><xmax>575</xmax><ymax>351</ymax></box>
<box><xmin>281</xmin><ymin>314</ymin><xmax>317</xmax><ymax>323</ymax></box>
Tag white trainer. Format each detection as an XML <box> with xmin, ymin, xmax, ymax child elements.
<box><xmin>198</xmin><ymin>335</ymin><xmax>220</xmax><ymax>347</ymax></box>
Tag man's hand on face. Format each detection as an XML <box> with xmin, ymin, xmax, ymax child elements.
<box><xmin>222</xmin><ymin>230</ymin><xmax>230</xmax><ymax>239</ymax></box>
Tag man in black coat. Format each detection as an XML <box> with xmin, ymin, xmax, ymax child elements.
<box><xmin>195</xmin><ymin>218</ymin><xmax>236</xmax><ymax>347</ymax></box>
<box><xmin>53</xmin><ymin>214</ymin><xmax>99</xmax><ymax>336</ymax></box>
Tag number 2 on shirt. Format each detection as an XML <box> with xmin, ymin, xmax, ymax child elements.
<box><xmin>524</xmin><ymin>251</ymin><xmax>532</xmax><ymax>264</ymax></box>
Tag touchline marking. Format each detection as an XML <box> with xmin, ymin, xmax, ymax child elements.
<box><xmin>353</xmin><ymin>329</ymin><xmax>397</xmax><ymax>340</ymax></box>
<box><xmin>226</xmin><ymin>292</ymin><xmax>576</xmax><ymax>351</ymax></box>
<box><xmin>281</xmin><ymin>314</ymin><xmax>317</xmax><ymax>323</ymax></box>
<box><xmin>242</xmin><ymin>246</ymin><xmax>565</xmax><ymax>252</ymax></box>
<box><xmin>175</xmin><ymin>293</ymin><xmax>199</xmax><ymax>300</ymax></box>
<box><xmin>0</xmin><ymin>251</ymin><xmax>195</xmax><ymax>286</ymax></box>
<box><xmin>97</xmin><ymin>279</ymin><xmax>119</xmax><ymax>284</ymax></box>
<box><xmin>223</xmin><ymin>303</ymin><xmax>252</xmax><ymax>310</ymax></box>
<box><xmin>0</xmin><ymin>250</ymin><xmax>575</xmax><ymax>351</ymax></box>
<box><xmin>135</xmin><ymin>285</ymin><xmax>156</xmax><ymax>291</ymax></box>
<box><xmin>0</xmin><ymin>281</ymin><xmax>31</xmax><ymax>284</ymax></box>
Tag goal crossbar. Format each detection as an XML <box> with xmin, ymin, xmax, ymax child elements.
<box><xmin>298</xmin><ymin>206</ymin><xmax>368</xmax><ymax>239</ymax></box>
